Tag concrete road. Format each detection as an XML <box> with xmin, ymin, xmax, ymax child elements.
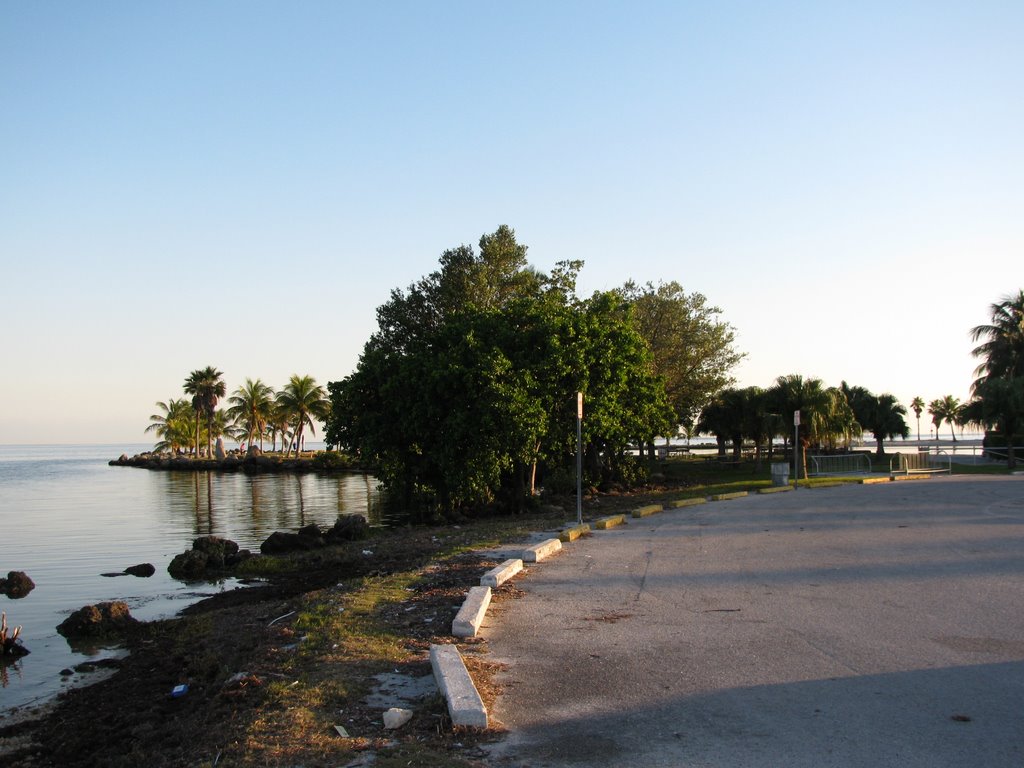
<box><xmin>482</xmin><ymin>476</ymin><xmax>1024</xmax><ymax>767</ymax></box>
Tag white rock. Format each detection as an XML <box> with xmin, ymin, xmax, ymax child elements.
<box><xmin>383</xmin><ymin>707</ymin><xmax>413</xmax><ymax>729</ymax></box>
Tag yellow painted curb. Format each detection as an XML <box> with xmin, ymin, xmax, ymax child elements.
<box><xmin>757</xmin><ymin>486</ymin><xmax>793</xmax><ymax>494</ymax></box>
<box><xmin>709</xmin><ymin>491</ymin><xmax>748</xmax><ymax>501</ymax></box>
<box><xmin>669</xmin><ymin>497</ymin><xmax>707</xmax><ymax>508</ymax></box>
<box><xmin>859</xmin><ymin>477</ymin><xmax>891</xmax><ymax>485</ymax></box>
<box><xmin>559</xmin><ymin>523</ymin><xmax>591</xmax><ymax>542</ymax></box>
<box><xmin>632</xmin><ymin>504</ymin><xmax>664</xmax><ymax>518</ymax></box>
<box><xmin>595</xmin><ymin>514</ymin><xmax>626</xmax><ymax>530</ymax></box>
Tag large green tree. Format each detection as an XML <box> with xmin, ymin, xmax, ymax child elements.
<box><xmin>183</xmin><ymin>367</ymin><xmax>226</xmax><ymax>457</ymax></box>
<box><xmin>619</xmin><ymin>280</ymin><xmax>743</xmax><ymax>432</ymax></box>
<box><xmin>327</xmin><ymin>227</ymin><xmax>673</xmax><ymax>515</ymax></box>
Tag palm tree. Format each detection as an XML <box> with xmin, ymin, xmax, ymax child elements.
<box><xmin>910</xmin><ymin>396</ymin><xmax>925</xmax><ymax>442</ymax></box>
<box><xmin>202</xmin><ymin>409</ymin><xmax>242</xmax><ymax>452</ymax></box>
<box><xmin>863</xmin><ymin>394</ymin><xmax>910</xmax><ymax>456</ymax></box>
<box><xmin>769</xmin><ymin>375</ymin><xmax>857</xmax><ymax>479</ymax></box>
<box><xmin>928</xmin><ymin>395</ymin><xmax>960</xmax><ymax>441</ymax></box>
<box><xmin>145</xmin><ymin>398</ymin><xmax>194</xmax><ymax>454</ymax></box>
<box><xmin>183</xmin><ymin>367</ymin><xmax>227</xmax><ymax>458</ymax></box>
<box><xmin>962</xmin><ymin>377</ymin><xmax>1024</xmax><ymax>469</ymax></box>
<box><xmin>266</xmin><ymin>406</ymin><xmax>292</xmax><ymax>454</ymax></box>
<box><xmin>276</xmin><ymin>375</ymin><xmax>329</xmax><ymax>457</ymax></box>
<box><xmin>970</xmin><ymin>290</ymin><xmax>1024</xmax><ymax>389</ymax></box>
<box><xmin>696</xmin><ymin>394</ymin><xmax>739</xmax><ymax>459</ymax></box>
<box><xmin>226</xmin><ymin>378</ymin><xmax>275</xmax><ymax>450</ymax></box>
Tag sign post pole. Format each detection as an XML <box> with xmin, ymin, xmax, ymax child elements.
<box><xmin>793</xmin><ymin>410</ymin><xmax>801</xmax><ymax>490</ymax></box>
<box><xmin>576</xmin><ymin>392</ymin><xmax>584</xmax><ymax>525</ymax></box>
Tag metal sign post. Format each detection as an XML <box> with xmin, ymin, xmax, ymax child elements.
<box><xmin>576</xmin><ymin>392</ymin><xmax>584</xmax><ymax>525</ymax></box>
<box><xmin>793</xmin><ymin>410</ymin><xmax>800</xmax><ymax>490</ymax></box>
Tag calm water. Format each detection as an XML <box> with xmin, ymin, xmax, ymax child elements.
<box><xmin>0</xmin><ymin>443</ymin><xmax>383</xmax><ymax>713</ymax></box>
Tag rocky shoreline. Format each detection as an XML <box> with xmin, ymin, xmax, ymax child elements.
<box><xmin>109</xmin><ymin>449</ymin><xmax>373</xmax><ymax>474</ymax></box>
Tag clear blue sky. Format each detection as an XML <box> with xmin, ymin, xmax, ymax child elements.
<box><xmin>2</xmin><ymin>1</ymin><xmax>1020</xmax><ymax>444</ymax></box>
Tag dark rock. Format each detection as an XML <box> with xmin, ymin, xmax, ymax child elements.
<box><xmin>57</xmin><ymin>601</ymin><xmax>138</xmax><ymax>639</ymax></box>
<box><xmin>1</xmin><ymin>571</ymin><xmax>35</xmax><ymax>599</ymax></box>
<box><xmin>168</xmin><ymin>537</ymin><xmax>241</xmax><ymax>578</ymax></box>
<box><xmin>124</xmin><ymin>563</ymin><xmax>155</xmax><ymax>578</ymax></box>
<box><xmin>326</xmin><ymin>515</ymin><xmax>370</xmax><ymax>542</ymax></box>
<box><xmin>260</xmin><ymin>531</ymin><xmax>322</xmax><ymax>554</ymax></box>
<box><xmin>191</xmin><ymin>536</ymin><xmax>239</xmax><ymax>569</ymax></box>
<box><xmin>168</xmin><ymin>549</ymin><xmax>211</xmax><ymax>579</ymax></box>
<box><xmin>60</xmin><ymin>668</ymin><xmax>74</xmax><ymax>676</ymax></box>
<box><xmin>298</xmin><ymin>523</ymin><xmax>322</xmax><ymax>537</ymax></box>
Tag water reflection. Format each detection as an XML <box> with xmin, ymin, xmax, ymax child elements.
<box><xmin>157</xmin><ymin>471</ymin><xmax>386</xmax><ymax>550</ymax></box>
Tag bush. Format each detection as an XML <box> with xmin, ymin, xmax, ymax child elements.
<box><xmin>541</xmin><ymin>467</ymin><xmax>575</xmax><ymax>495</ymax></box>
<box><xmin>614</xmin><ymin>455</ymin><xmax>650</xmax><ymax>488</ymax></box>
<box><xmin>312</xmin><ymin>450</ymin><xmax>348</xmax><ymax>470</ymax></box>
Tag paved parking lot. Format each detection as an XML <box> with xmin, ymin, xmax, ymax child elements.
<box><xmin>483</xmin><ymin>476</ymin><xmax>1024</xmax><ymax>768</ymax></box>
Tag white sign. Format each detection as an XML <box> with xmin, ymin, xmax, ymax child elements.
<box><xmin>577</xmin><ymin>392</ymin><xmax>584</xmax><ymax>419</ymax></box>
<box><xmin>793</xmin><ymin>410</ymin><xmax>801</xmax><ymax>426</ymax></box>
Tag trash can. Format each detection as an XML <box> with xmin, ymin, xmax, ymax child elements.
<box><xmin>771</xmin><ymin>462</ymin><xmax>790</xmax><ymax>486</ymax></box>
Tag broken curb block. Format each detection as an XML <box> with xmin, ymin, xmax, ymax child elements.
<box><xmin>757</xmin><ymin>486</ymin><xmax>793</xmax><ymax>494</ymax></box>
<box><xmin>559</xmin><ymin>523</ymin><xmax>590</xmax><ymax>542</ymax></box>
<box><xmin>430</xmin><ymin>644</ymin><xmax>488</xmax><ymax>728</ymax></box>
<box><xmin>669</xmin><ymin>498</ymin><xmax>707</xmax><ymax>509</ymax></box>
<box><xmin>632</xmin><ymin>504</ymin><xmax>664</xmax><ymax>518</ymax></box>
<box><xmin>594</xmin><ymin>514</ymin><xmax>626</xmax><ymax>530</ymax></box>
<box><xmin>709</xmin><ymin>491</ymin><xmax>748</xmax><ymax>501</ymax></box>
<box><xmin>481</xmin><ymin>559</ymin><xmax>523</xmax><ymax>588</ymax></box>
<box><xmin>521</xmin><ymin>538</ymin><xmax>561</xmax><ymax>563</ymax></box>
<box><xmin>452</xmin><ymin>586</ymin><xmax>491</xmax><ymax>638</ymax></box>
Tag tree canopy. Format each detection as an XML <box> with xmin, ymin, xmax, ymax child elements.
<box><xmin>326</xmin><ymin>226</ymin><xmax>710</xmax><ymax>515</ymax></box>
<box><xmin>964</xmin><ymin>289</ymin><xmax>1024</xmax><ymax>467</ymax></box>
<box><xmin>618</xmin><ymin>281</ymin><xmax>742</xmax><ymax>426</ymax></box>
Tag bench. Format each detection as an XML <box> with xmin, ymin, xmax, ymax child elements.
<box><xmin>890</xmin><ymin>452</ymin><xmax>951</xmax><ymax>476</ymax></box>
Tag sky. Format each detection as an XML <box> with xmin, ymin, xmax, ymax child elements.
<box><xmin>1</xmin><ymin>1</ymin><xmax>1020</xmax><ymax>445</ymax></box>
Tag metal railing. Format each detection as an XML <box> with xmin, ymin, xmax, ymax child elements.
<box><xmin>809</xmin><ymin>453</ymin><xmax>872</xmax><ymax>476</ymax></box>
